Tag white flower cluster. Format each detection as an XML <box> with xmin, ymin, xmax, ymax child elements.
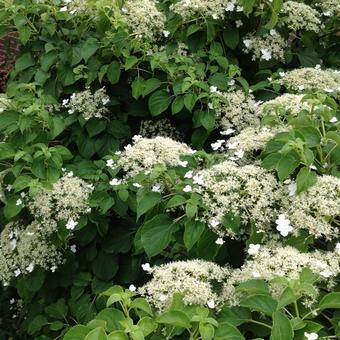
<box><xmin>121</xmin><ymin>0</ymin><xmax>166</xmax><ymax>41</ymax></box>
<box><xmin>243</xmin><ymin>31</ymin><xmax>287</xmax><ymax>62</ymax></box>
<box><xmin>59</xmin><ymin>0</ymin><xmax>88</xmax><ymax>14</ymax></box>
<box><xmin>196</xmin><ymin>161</ymin><xmax>286</xmax><ymax>238</ymax></box>
<box><xmin>222</xmin><ymin>242</ymin><xmax>340</xmax><ymax>304</ymax></box>
<box><xmin>0</xmin><ymin>94</ymin><xmax>11</xmax><ymax>113</ymax></box>
<box><xmin>116</xmin><ymin>136</ymin><xmax>194</xmax><ymax>177</ymax></box>
<box><xmin>279</xmin><ymin>1</ymin><xmax>322</xmax><ymax>33</ymax></box>
<box><xmin>0</xmin><ymin>173</ymin><xmax>93</xmax><ymax>283</ymax></box>
<box><xmin>139</xmin><ymin>118</ymin><xmax>182</xmax><ymax>141</ymax></box>
<box><xmin>138</xmin><ymin>259</ymin><xmax>230</xmax><ymax>311</ymax></box>
<box><xmin>260</xmin><ymin>93</ymin><xmax>313</xmax><ymax>118</ymax></box>
<box><xmin>62</xmin><ymin>87</ymin><xmax>110</xmax><ymax>120</ymax></box>
<box><xmin>214</xmin><ymin>89</ymin><xmax>262</xmax><ymax>132</ymax></box>
<box><xmin>0</xmin><ymin>220</ymin><xmax>63</xmax><ymax>284</ymax></box>
<box><xmin>169</xmin><ymin>0</ymin><xmax>243</xmax><ymax>21</ymax></box>
<box><xmin>138</xmin><ymin>244</ymin><xmax>340</xmax><ymax>311</ymax></box>
<box><xmin>224</xmin><ymin>126</ymin><xmax>284</xmax><ymax>163</ymax></box>
<box><xmin>28</xmin><ymin>172</ymin><xmax>93</xmax><ymax>225</ymax></box>
<box><xmin>282</xmin><ymin>175</ymin><xmax>340</xmax><ymax>239</ymax></box>
<box><xmin>277</xmin><ymin>67</ymin><xmax>340</xmax><ymax>98</ymax></box>
<box><xmin>314</xmin><ymin>0</ymin><xmax>340</xmax><ymax>17</ymax></box>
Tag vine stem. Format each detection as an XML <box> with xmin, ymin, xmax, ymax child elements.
<box><xmin>245</xmin><ymin>319</ymin><xmax>272</xmax><ymax>329</ymax></box>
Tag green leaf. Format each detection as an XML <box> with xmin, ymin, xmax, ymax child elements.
<box><xmin>171</xmin><ymin>96</ymin><xmax>185</xmax><ymax>115</ymax></box>
<box><xmin>40</xmin><ymin>52</ymin><xmax>58</xmax><ymax>72</ymax></box>
<box><xmin>124</xmin><ymin>56</ymin><xmax>139</xmax><ymax>70</ymax></box>
<box><xmin>45</xmin><ymin>299</ymin><xmax>68</xmax><ymax>320</ymax></box>
<box><xmin>270</xmin><ymin>311</ymin><xmax>293</xmax><ymax>340</ymax></box>
<box><xmin>186</xmin><ymin>202</ymin><xmax>197</xmax><ymax>218</ymax></box>
<box><xmin>132</xmin><ymin>77</ymin><xmax>145</xmax><ymax>99</ymax></box>
<box><xmin>319</xmin><ymin>292</ymin><xmax>340</xmax><ymax>310</ymax></box>
<box><xmin>86</xmin><ymin>120</ymin><xmax>107</xmax><ymax>137</ymax></box>
<box><xmin>209</xmin><ymin>73</ymin><xmax>229</xmax><ymax>90</ymax></box>
<box><xmin>215</xmin><ymin>322</ymin><xmax>245</xmax><ymax>340</ymax></box>
<box><xmin>242</xmin><ymin>0</ymin><xmax>256</xmax><ymax>15</ymax></box>
<box><xmin>17</xmin><ymin>270</ymin><xmax>45</xmax><ymax>297</ymax></box>
<box><xmin>222</xmin><ymin>212</ymin><xmax>241</xmax><ymax>234</ymax></box>
<box><xmin>28</xmin><ymin>315</ymin><xmax>49</xmax><ymax>335</ymax></box>
<box><xmin>276</xmin><ymin>150</ymin><xmax>300</xmax><ymax>181</ymax></box>
<box><xmin>81</xmin><ymin>38</ymin><xmax>100</xmax><ymax>62</ymax></box>
<box><xmin>50</xmin><ymin>320</ymin><xmax>64</xmax><ymax>331</ymax></box>
<box><xmin>262</xmin><ymin>153</ymin><xmax>281</xmax><ymax>170</ymax></box>
<box><xmin>138</xmin><ymin>317</ymin><xmax>157</xmax><ymax>337</ymax></box>
<box><xmin>107</xmin><ymin>61</ymin><xmax>121</xmax><ymax>85</ymax></box>
<box><xmin>4</xmin><ymin>197</ymin><xmax>23</xmax><ymax>220</ymax></box>
<box><xmin>184</xmin><ymin>220</ymin><xmax>205</xmax><ymax>251</ymax></box>
<box><xmin>140</xmin><ymin>215</ymin><xmax>176</xmax><ymax>257</ymax></box>
<box><xmin>184</xmin><ymin>93</ymin><xmax>197</xmax><ymax>112</ymax></box>
<box><xmin>59</xmin><ymin>66</ymin><xmax>76</xmax><ymax>86</ymax></box>
<box><xmin>223</xmin><ymin>29</ymin><xmax>239</xmax><ymax>50</ymax></box>
<box><xmin>218</xmin><ymin>307</ymin><xmax>252</xmax><ymax>327</ymax></box>
<box><xmin>199</xmin><ymin>322</ymin><xmax>215</xmax><ymax>340</ymax></box>
<box><xmin>297</xmin><ymin>48</ymin><xmax>320</xmax><ymax>67</ymax></box>
<box><xmin>277</xmin><ymin>287</ymin><xmax>298</xmax><ymax>309</ymax></box>
<box><xmin>296</xmin><ymin>127</ymin><xmax>321</xmax><ymax>148</ymax></box>
<box><xmin>131</xmin><ymin>298</ymin><xmax>153</xmax><ymax>316</ymax></box>
<box><xmin>85</xmin><ymin>327</ymin><xmax>108</xmax><ymax>340</ymax></box>
<box><xmin>166</xmin><ymin>195</ymin><xmax>186</xmax><ymax>208</ymax></box>
<box><xmin>0</xmin><ymin>143</ymin><xmax>15</xmax><ymax>160</ymax></box>
<box><xmin>64</xmin><ymin>325</ymin><xmax>91</xmax><ymax>340</ymax></box>
<box><xmin>187</xmin><ymin>24</ymin><xmax>201</xmax><ymax>36</ymax></box>
<box><xmin>87</xmin><ymin>320</ymin><xmax>107</xmax><ymax>330</ymax></box>
<box><xmin>15</xmin><ymin>53</ymin><xmax>34</xmax><ymax>72</ymax></box>
<box><xmin>137</xmin><ymin>192</ymin><xmax>162</xmax><ymax>220</ymax></box>
<box><xmin>240</xmin><ymin>294</ymin><xmax>277</xmax><ymax>316</ymax></box>
<box><xmin>264</xmin><ymin>11</ymin><xmax>279</xmax><ymax>29</ymax></box>
<box><xmin>92</xmin><ymin>252</ymin><xmax>118</xmax><ymax>281</ymax></box>
<box><xmin>296</xmin><ymin>167</ymin><xmax>317</xmax><ymax>193</ymax></box>
<box><xmin>143</xmin><ymin>78</ymin><xmax>161</xmax><ymax>97</ymax></box>
<box><xmin>96</xmin><ymin>308</ymin><xmax>125</xmax><ymax>332</ymax></box>
<box><xmin>199</xmin><ymin>110</ymin><xmax>215</xmax><ymax>131</ymax></box>
<box><xmin>157</xmin><ymin>310</ymin><xmax>191</xmax><ymax>329</ymax></box>
<box><xmin>148</xmin><ymin>90</ymin><xmax>172</xmax><ymax>116</ymax></box>
<box><xmin>206</xmin><ymin>20</ymin><xmax>216</xmax><ymax>42</ymax></box>
<box><xmin>107</xmin><ymin>331</ymin><xmax>128</xmax><ymax>340</ymax></box>
<box><xmin>50</xmin><ymin>116</ymin><xmax>66</xmax><ymax>139</ymax></box>
<box><xmin>237</xmin><ymin>280</ymin><xmax>269</xmax><ymax>295</ymax></box>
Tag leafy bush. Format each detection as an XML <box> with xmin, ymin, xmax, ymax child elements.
<box><xmin>0</xmin><ymin>0</ymin><xmax>339</xmax><ymax>339</ymax></box>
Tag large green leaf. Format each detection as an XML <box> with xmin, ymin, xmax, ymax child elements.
<box><xmin>296</xmin><ymin>167</ymin><xmax>317</xmax><ymax>193</ymax></box>
<box><xmin>64</xmin><ymin>325</ymin><xmax>91</xmax><ymax>340</ymax></box>
<box><xmin>215</xmin><ymin>322</ymin><xmax>245</xmax><ymax>340</ymax></box>
<box><xmin>92</xmin><ymin>252</ymin><xmax>118</xmax><ymax>281</ymax></box>
<box><xmin>107</xmin><ymin>61</ymin><xmax>121</xmax><ymax>85</ymax></box>
<box><xmin>15</xmin><ymin>52</ymin><xmax>34</xmax><ymax>72</ymax></box>
<box><xmin>319</xmin><ymin>292</ymin><xmax>340</xmax><ymax>309</ymax></box>
<box><xmin>85</xmin><ymin>327</ymin><xmax>108</xmax><ymax>340</ymax></box>
<box><xmin>223</xmin><ymin>29</ymin><xmax>239</xmax><ymax>49</ymax></box>
<box><xmin>95</xmin><ymin>309</ymin><xmax>125</xmax><ymax>332</ymax></box>
<box><xmin>276</xmin><ymin>150</ymin><xmax>300</xmax><ymax>181</ymax></box>
<box><xmin>184</xmin><ymin>220</ymin><xmax>205</xmax><ymax>251</ymax></box>
<box><xmin>140</xmin><ymin>214</ymin><xmax>176</xmax><ymax>257</ymax></box>
<box><xmin>270</xmin><ymin>311</ymin><xmax>293</xmax><ymax>340</ymax></box>
<box><xmin>137</xmin><ymin>192</ymin><xmax>162</xmax><ymax>220</ymax></box>
<box><xmin>157</xmin><ymin>310</ymin><xmax>191</xmax><ymax>329</ymax></box>
<box><xmin>240</xmin><ymin>294</ymin><xmax>277</xmax><ymax>316</ymax></box>
<box><xmin>148</xmin><ymin>90</ymin><xmax>173</xmax><ymax>116</ymax></box>
<box><xmin>81</xmin><ymin>38</ymin><xmax>100</xmax><ymax>62</ymax></box>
